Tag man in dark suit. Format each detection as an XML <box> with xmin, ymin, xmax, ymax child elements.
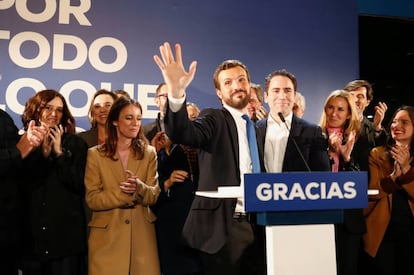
<box><xmin>344</xmin><ymin>79</ymin><xmax>388</xmax><ymax>171</ymax></box>
<box><xmin>143</xmin><ymin>82</ymin><xmax>168</xmax><ymax>142</ymax></box>
<box><xmin>154</xmin><ymin>42</ymin><xmax>264</xmax><ymax>275</ymax></box>
<box><xmin>0</xmin><ymin>110</ymin><xmax>46</xmax><ymax>275</ymax></box>
<box><xmin>343</xmin><ymin>81</ymin><xmax>388</xmax><ymax>274</ymax></box>
<box><xmin>256</xmin><ymin>69</ymin><xmax>330</xmax><ymax>173</ymax></box>
<box><xmin>255</xmin><ymin>69</ymin><xmax>331</xmax><ymax>274</ymax></box>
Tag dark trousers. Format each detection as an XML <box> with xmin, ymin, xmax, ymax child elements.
<box><xmin>335</xmin><ymin>224</ymin><xmax>364</xmax><ymax>275</ymax></box>
<box><xmin>199</xmin><ymin>216</ymin><xmax>266</xmax><ymax>275</ymax></box>
<box><xmin>0</xmin><ymin>254</ymin><xmax>19</xmax><ymax>275</ymax></box>
<box><xmin>19</xmin><ymin>254</ymin><xmax>86</xmax><ymax>275</ymax></box>
<box><xmin>365</xmin><ymin>237</ymin><xmax>414</xmax><ymax>275</ymax></box>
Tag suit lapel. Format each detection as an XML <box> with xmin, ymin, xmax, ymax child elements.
<box><xmin>222</xmin><ymin>108</ymin><xmax>240</xmax><ymax>171</ymax></box>
<box><xmin>283</xmin><ymin>116</ymin><xmax>302</xmax><ymax>169</ymax></box>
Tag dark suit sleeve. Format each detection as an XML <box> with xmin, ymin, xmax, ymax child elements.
<box><xmin>0</xmin><ymin>110</ymin><xmax>21</xmax><ymax>176</ymax></box>
<box><xmin>164</xmin><ymin>100</ymin><xmax>217</xmax><ymax>148</ymax></box>
<box><xmin>309</xmin><ymin>125</ymin><xmax>331</xmax><ymax>171</ymax></box>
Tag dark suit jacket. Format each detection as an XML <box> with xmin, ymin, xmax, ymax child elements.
<box><xmin>256</xmin><ymin>115</ymin><xmax>331</xmax><ymax>172</ymax></box>
<box><xmin>355</xmin><ymin>116</ymin><xmax>387</xmax><ymax>172</ymax></box>
<box><xmin>152</xmin><ymin>144</ymin><xmax>200</xmax><ymax>274</ymax></box>
<box><xmin>77</xmin><ymin>127</ymin><xmax>98</xmax><ymax>148</ymax></box>
<box><xmin>143</xmin><ymin>113</ymin><xmax>163</xmax><ymax>142</ymax></box>
<box><xmin>164</xmin><ymin>102</ymin><xmax>254</xmax><ymax>254</ymax></box>
<box><xmin>0</xmin><ymin>110</ymin><xmax>23</xmax><ymax>254</ymax></box>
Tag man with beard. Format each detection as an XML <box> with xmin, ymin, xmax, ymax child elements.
<box><xmin>153</xmin><ymin>42</ymin><xmax>265</xmax><ymax>275</ymax></box>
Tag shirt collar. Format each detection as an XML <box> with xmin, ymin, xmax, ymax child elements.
<box><xmin>223</xmin><ymin>103</ymin><xmax>246</xmax><ymax>120</ymax></box>
<box><xmin>268</xmin><ymin>111</ymin><xmax>293</xmax><ymax>126</ymax></box>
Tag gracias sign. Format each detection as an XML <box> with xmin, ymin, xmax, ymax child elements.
<box><xmin>244</xmin><ymin>171</ymin><xmax>368</xmax><ymax>212</ymax></box>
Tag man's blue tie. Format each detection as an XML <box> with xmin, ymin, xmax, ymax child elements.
<box><xmin>242</xmin><ymin>114</ymin><xmax>261</xmax><ymax>173</ymax></box>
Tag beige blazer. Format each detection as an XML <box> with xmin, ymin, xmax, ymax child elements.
<box><xmin>364</xmin><ymin>146</ymin><xmax>414</xmax><ymax>257</ymax></box>
<box><xmin>85</xmin><ymin>145</ymin><xmax>161</xmax><ymax>275</ymax></box>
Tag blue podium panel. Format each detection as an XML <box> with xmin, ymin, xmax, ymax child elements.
<box><xmin>256</xmin><ymin>210</ymin><xmax>343</xmax><ymax>226</ymax></box>
<box><xmin>245</xmin><ymin>172</ymin><xmax>368</xmax><ymax>212</ymax></box>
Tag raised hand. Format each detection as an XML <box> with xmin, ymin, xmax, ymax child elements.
<box><xmin>17</xmin><ymin>120</ymin><xmax>48</xmax><ymax>159</ymax></box>
<box><xmin>153</xmin><ymin>42</ymin><xmax>197</xmax><ymax>99</ymax></box>
<box><xmin>27</xmin><ymin>120</ymin><xmax>47</xmax><ymax>147</ymax></box>
<box><xmin>390</xmin><ymin>144</ymin><xmax>412</xmax><ymax>174</ymax></box>
<box><xmin>49</xmin><ymin>124</ymin><xmax>64</xmax><ymax>157</ymax></box>
<box><xmin>373</xmin><ymin>101</ymin><xmax>387</xmax><ymax>131</ymax></box>
<box><xmin>328</xmin><ymin>130</ymin><xmax>356</xmax><ymax>162</ymax></box>
<box><xmin>255</xmin><ymin>106</ymin><xmax>268</xmax><ymax>120</ymax></box>
<box><xmin>340</xmin><ymin>130</ymin><xmax>356</xmax><ymax>162</ymax></box>
<box><xmin>42</xmin><ymin>124</ymin><xmax>64</xmax><ymax>157</ymax></box>
<box><xmin>150</xmin><ymin>131</ymin><xmax>167</xmax><ymax>153</ymax></box>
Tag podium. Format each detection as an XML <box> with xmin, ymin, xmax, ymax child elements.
<box><xmin>244</xmin><ymin>172</ymin><xmax>367</xmax><ymax>275</ymax></box>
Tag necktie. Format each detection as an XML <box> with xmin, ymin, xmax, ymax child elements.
<box><xmin>242</xmin><ymin>114</ymin><xmax>261</xmax><ymax>173</ymax></box>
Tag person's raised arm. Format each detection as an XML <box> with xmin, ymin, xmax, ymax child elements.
<box><xmin>153</xmin><ymin>42</ymin><xmax>197</xmax><ymax>99</ymax></box>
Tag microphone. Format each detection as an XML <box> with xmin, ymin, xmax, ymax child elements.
<box><xmin>278</xmin><ymin>112</ymin><xmax>311</xmax><ymax>172</ymax></box>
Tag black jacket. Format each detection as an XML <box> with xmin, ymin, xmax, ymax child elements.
<box><xmin>0</xmin><ymin>110</ymin><xmax>23</xmax><ymax>252</ymax></box>
<box><xmin>21</xmin><ymin>133</ymin><xmax>88</xmax><ymax>260</ymax></box>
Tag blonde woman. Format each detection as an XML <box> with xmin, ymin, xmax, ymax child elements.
<box><xmin>319</xmin><ymin>89</ymin><xmax>363</xmax><ymax>275</ymax></box>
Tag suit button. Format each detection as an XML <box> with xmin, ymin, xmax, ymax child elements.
<box><xmin>125</xmin><ymin>219</ymin><xmax>130</xmax><ymax>224</ymax></box>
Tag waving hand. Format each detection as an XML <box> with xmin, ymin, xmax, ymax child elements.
<box><xmin>153</xmin><ymin>42</ymin><xmax>197</xmax><ymax>99</ymax></box>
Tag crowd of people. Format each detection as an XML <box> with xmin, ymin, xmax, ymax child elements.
<box><xmin>1</xmin><ymin>41</ymin><xmax>413</xmax><ymax>275</ymax></box>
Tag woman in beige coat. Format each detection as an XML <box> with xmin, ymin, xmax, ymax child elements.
<box><xmin>85</xmin><ymin>97</ymin><xmax>161</xmax><ymax>275</ymax></box>
<box><xmin>364</xmin><ymin>106</ymin><xmax>414</xmax><ymax>275</ymax></box>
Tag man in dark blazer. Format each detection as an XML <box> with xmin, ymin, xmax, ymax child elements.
<box><xmin>342</xmin><ymin>81</ymin><xmax>388</xmax><ymax>274</ymax></box>
<box><xmin>154</xmin><ymin>42</ymin><xmax>264</xmax><ymax>275</ymax></box>
<box><xmin>255</xmin><ymin>69</ymin><xmax>331</xmax><ymax>274</ymax></box>
<box><xmin>0</xmin><ymin>110</ymin><xmax>46</xmax><ymax>275</ymax></box>
<box><xmin>143</xmin><ymin>82</ymin><xmax>168</xmax><ymax>142</ymax></box>
<box><xmin>344</xmin><ymin>79</ymin><xmax>388</xmax><ymax>172</ymax></box>
<box><xmin>256</xmin><ymin>69</ymin><xmax>330</xmax><ymax>173</ymax></box>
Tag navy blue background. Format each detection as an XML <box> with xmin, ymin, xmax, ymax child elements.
<box><xmin>0</xmin><ymin>1</ymin><xmax>358</xmax><ymax>129</ymax></box>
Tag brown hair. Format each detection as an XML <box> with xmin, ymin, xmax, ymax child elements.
<box><xmin>344</xmin><ymin>80</ymin><xmax>373</xmax><ymax>101</ymax></box>
<box><xmin>98</xmin><ymin>97</ymin><xmax>148</xmax><ymax>161</ymax></box>
<box><xmin>87</xmin><ymin>89</ymin><xmax>117</xmax><ymax>128</ymax></box>
<box><xmin>213</xmin><ymin>60</ymin><xmax>250</xmax><ymax>90</ymax></box>
<box><xmin>387</xmin><ymin>105</ymin><xmax>414</xmax><ymax>157</ymax></box>
<box><xmin>265</xmin><ymin>69</ymin><xmax>298</xmax><ymax>93</ymax></box>
<box><xmin>22</xmin><ymin>89</ymin><xmax>76</xmax><ymax>134</ymax></box>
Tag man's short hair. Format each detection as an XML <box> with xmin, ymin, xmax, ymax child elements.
<box><xmin>344</xmin><ymin>80</ymin><xmax>373</xmax><ymax>101</ymax></box>
<box><xmin>264</xmin><ymin>69</ymin><xmax>297</xmax><ymax>92</ymax></box>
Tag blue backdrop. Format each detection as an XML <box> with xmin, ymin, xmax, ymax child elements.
<box><xmin>0</xmin><ymin>0</ymin><xmax>359</xmax><ymax>130</ymax></box>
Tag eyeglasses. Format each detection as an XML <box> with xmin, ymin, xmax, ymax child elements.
<box><xmin>43</xmin><ymin>104</ymin><xmax>63</xmax><ymax>114</ymax></box>
<box><xmin>156</xmin><ymin>93</ymin><xmax>168</xmax><ymax>99</ymax></box>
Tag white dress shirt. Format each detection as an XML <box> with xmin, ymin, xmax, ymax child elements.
<box><xmin>264</xmin><ymin>112</ymin><xmax>292</xmax><ymax>173</ymax></box>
